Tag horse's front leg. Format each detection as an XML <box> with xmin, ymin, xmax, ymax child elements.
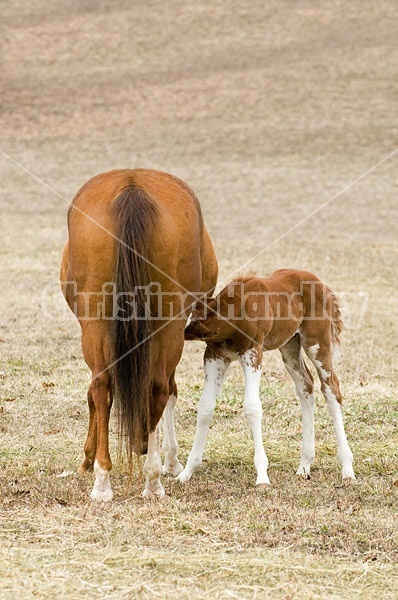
<box><xmin>177</xmin><ymin>351</ymin><xmax>230</xmax><ymax>483</ymax></box>
<box><xmin>239</xmin><ymin>347</ymin><xmax>270</xmax><ymax>486</ymax></box>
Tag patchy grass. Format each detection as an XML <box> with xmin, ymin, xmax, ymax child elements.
<box><xmin>1</xmin><ymin>546</ymin><xmax>397</xmax><ymax>599</ymax></box>
<box><xmin>1</xmin><ymin>360</ymin><xmax>397</xmax><ymax>597</ymax></box>
<box><xmin>1</xmin><ymin>0</ymin><xmax>398</xmax><ymax>597</ymax></box>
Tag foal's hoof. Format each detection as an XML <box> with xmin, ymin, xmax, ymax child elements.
<box><xmin>342</xmin><ymin>467</ymin><xmax>356</xmax><ymax>482</ymax></box>
<box><xmin>176</xmin><ymin>469</ymin><xmax>192</xmax><ymax>484</ymax></box>
<box><xmin>342</xmin><ymin>475</ymin><xmax>356</xmax><ymax>485</ymax></box>
<box><xmin>296</xmin><ymin>465</ymin><xmax>311</xmax><ymax>480</ymax></box>
<box><xmin>142</xmin><ymin>485</ymin><xmax>166</xmax><ymax>501</ymax></box>
<box><xmin>255</xmin><ymin>474</ymin><xmax>271</xmax><ymax>486</ymax></box>
<box><xmin>256</xmin><ymin>483</ymin><xmax>271</xmax><ymax>492</ymax></box>
<box><xmin>162</xmin><ymin>461</ymin><xmax>184</xmax><ymax>477</ymax></box>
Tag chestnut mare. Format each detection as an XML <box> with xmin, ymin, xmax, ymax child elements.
<box><xmin>180</xmin><ymin>269</ymin><xmax>355</xmax><ymax>486</ymax></box>
<box><xmin>60</xmin><ymin>169</ymin><xmax>217</xmax><ymax>500</ymax></box>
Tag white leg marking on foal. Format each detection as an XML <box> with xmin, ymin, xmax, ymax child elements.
<box><xmin>324</xmin><ymin>385</ymin><xmax>356</xmax><ymax>480</ymax></box>
<box><xmin>240</xmin><ymin>350</ymin><xmax>270</xmax><ymax>486</ymax></box>
<box><xmin>307</xmin><ymin>343</ymin><xmax>320</xmax><ymax>359</ymax></box>
<box><xmin>143</xmin><ymin>428</ymin><xmax>165</xmax><ymax>499</ymax></box>
<box><xmin>308</xmin><ymin>344</ymin><xmax>330</xmax><ymax>379</ymax></box>
<box><xmin>296</xmin><ymin>389</ymin><xmax>315</xmax><ymax>479</ymax></box>
<box><xmin>90</xmin><ymin>459</ymin><xmax>113</xmax><ymax>502</ymax></box>
<box><xmin>284</xmin><ymin>363</ymin><xmax>315</xmax><ymax>478</ymax></box>
<box><xmin>177</xmin><ymin>357</ymin><xmax>229</xmax><ymax>483</ymax></box>
<box><xmin>280</xmin><ymin>339</ymin><xmax>317</xmax><ymax>479</ymax></box>
<box><xmin>162</xmin><ymin>394</ymin><xmax>184</xmax><ymax>476</ymax></box>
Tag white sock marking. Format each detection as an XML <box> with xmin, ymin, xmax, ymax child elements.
<box><xmin>308</xmin><ymin>344</ymin><xmax>330</xmax><ymax>379</ymax></box>
<box><xmin>240</xmin><ymin>350</ymin><xmax>270</xmax><ymax>486</ymax></box>
<box><xmin>283</xmin><ymin>362</ymin><xmax>315</xmax><ymax>478</ymax></box>
<box><xmin>90</xmin><ymin>459</ymin><xmax>113</xmax><ymax>502</ymax></box>
<box><xmin>177</xmin><ymin>357</ymin><xmax>230</xmax><ymax>483</ymax></box>
<box><xmin>324</xmin><ymin>385</ymin><xmax>355</xmax><ymax>480</ymax></box>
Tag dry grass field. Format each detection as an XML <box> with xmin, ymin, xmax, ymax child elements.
<box><xmin>1</xmin><ymin>1</ymin><xmax>397</xmax><ymax>597</ymax></box>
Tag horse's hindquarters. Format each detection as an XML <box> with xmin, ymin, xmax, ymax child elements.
<box><xmin>61</xmin><ymin>168</ymin><xmax>218</xmax><ymax>500</ymax></box>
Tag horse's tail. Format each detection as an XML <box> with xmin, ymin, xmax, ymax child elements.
<box><xmin>328</xmin><ymin>287</ymin><xmax>343</xmax><ymax>363</ymax></box>
<box><xmin>110</xmin><ymin>187</ymin><xmax>158</xmax><ymax>458</ymax></box>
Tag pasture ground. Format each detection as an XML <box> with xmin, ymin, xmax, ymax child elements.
<box><xmin>1</xmin><ymin>1</ymin><xmax>397</xmax><ymax>597</ymax></box>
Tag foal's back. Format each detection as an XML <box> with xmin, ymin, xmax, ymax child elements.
<box><xmin>239</xmin><ymin>269</ymin><xmax>331</xmax><ymax>350</ymax></box>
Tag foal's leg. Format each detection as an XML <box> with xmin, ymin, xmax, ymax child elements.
<box><xmin>143</xmin><ymin>373</ymin><xmax>170</xmax><ymax>500</ymax></box>
<box><xmin>144</xmin><ymin>324</ymin><xmax>186</xmax><ymax>498</ymax></box>
<box><xmin>239</xmin><ymin>347</ymin><xmax>270</xmax><ymax>486</ymax></box>
<box><xmin>305</xmin><ymin>341</ymin><xmax>355</xmax><ymax>480</ymax></box>
<box><xmin>162</xmin><ymin>372</ymin><xmax>184</xmax><ymax>476</ymax></box>
<box><xmin>177</xmin><ymin>349</ymin><xmax>230</xmax><ymax>483</ymax></box>
<box><xmin>143</xmin><ymin>425</ymin><xmax>165</xmax><ymax>499</ymax></box>
<box><xmin>279</xmin><ymin>334</ymin><xmax>315</xmax><ymax>478</ymax></box>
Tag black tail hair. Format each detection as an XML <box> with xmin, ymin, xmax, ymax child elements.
<box><xmin>110</xmin><ymin>187</ymin><xmax>157</xmax><ymax>457</ymax></box>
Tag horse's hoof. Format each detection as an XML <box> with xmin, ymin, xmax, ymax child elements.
<box><xmin>90</xmin><ymin>487</ymin><xmax>113</xmax><ymax>502</ymax></box>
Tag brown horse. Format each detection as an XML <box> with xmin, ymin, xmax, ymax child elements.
<box><xmin>60</xmin><ymin>169</ymin><xmax>217</xmax><ymax>500</ymax></box>
<box><xmin>179</xmin><ymin>269</ymin><xmax>355</xmax><ymax>485</ymax></box>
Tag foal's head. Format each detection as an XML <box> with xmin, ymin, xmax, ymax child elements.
<box><xmin>185</xmin><ymin>297</ymin><xmax>223</xmax><ymax>341</ymax></box>
<box><xmin>185</xmin><ymin>284</ymin><xmax>245</xmax><ymax>343</ymax></box>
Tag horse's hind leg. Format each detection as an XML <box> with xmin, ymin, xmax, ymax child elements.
<box><xmin>162</xmin><ymin>371</ymin><xmax>184</xmax><ymax>477</ymax></box>
<box><xmin>89</xmin><ymin>371</ymin><xmax>113</xmax><ymax>501</ymax></box>
<box><xmin>81</xmin><ymin>323</ymin><xmax>114</xmax><ymax>501</ymax></box>
<box><xmin>280</xmin><ymin>334</ymin><xmax>315</xmax><ymax>479</ymax></box>
<box><xmin>304</xmin><ymin>338</ymin><xmax>355</xmax><ymax>481</ymax></box>
<box><xmin>78</xmin><ymin>383</ymin><xmax>97</xmax><ymax>473</ymax></box>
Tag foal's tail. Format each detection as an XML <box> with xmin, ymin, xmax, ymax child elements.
<box><xmin>110</xmin><ymin>187</ymin><xmax>158</xmax><ymax>458</ymax></box>
<box><xmin>328</xmin><ymin>287</ymin><xmax>343</xmax><ymax>363</ymax></box>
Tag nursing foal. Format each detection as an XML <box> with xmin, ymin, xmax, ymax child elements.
<box><xmin>179</xmin><ymin>269</ymin><xmax>355</xmax><ymax>486</ymax></box>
